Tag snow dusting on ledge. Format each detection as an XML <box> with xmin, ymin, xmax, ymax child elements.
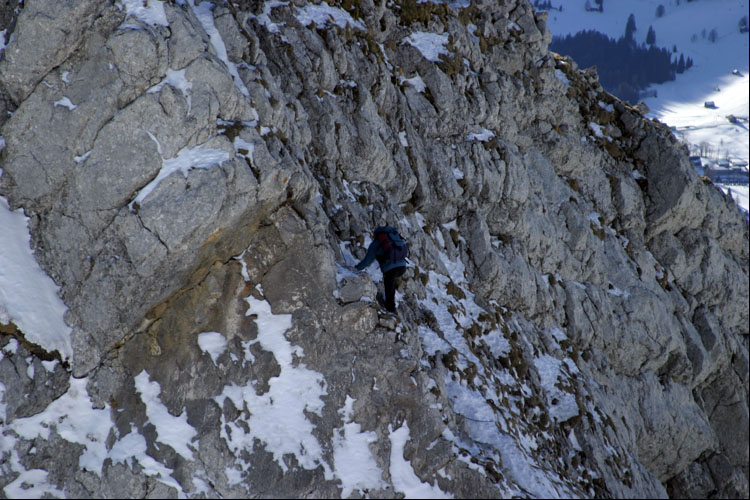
<box><xmin>197</xmin><ymin>331</ymin><xmax>227</xmax><ymax>365</ymax></box>
<box><xmin>466</xmin><ymin>127</ymin><xmax>495</xmax><ymax>142</ymax></box>
<box><xmin>0</xmin><ymin>197</ymin><xmax>73</xmax><ymax>361</ymax></box>
<box><xmin>295</xmin><ymin>2</ymin><xmax>365</xmax><ymax>30</ymax></box>
<box><xmin>53</xmin><ymin>97</ymin><xmax>77</xmax><ymax>110</ymax></box>
<box><xmin>119</xmin><ymin>0</ymin><xmax>169</xmax><ymax>27</ymax></box>
<box><xmin>389</xmin><ymin>423</ymin><xmax>453</xmax><ymax>498</ymax></box>
<box><xmin>148</xmin><ymin>68</ymin><xmax>193</xmax><ymax>112</ymax></box>
<box><xmin>0</xmin><ymin>373</ymin><xmax>189</xmax><ymax>496</ymax></box>
<box><xmin>134</xmin><ymin>371</ymin><xmax>198</xmax><ymax>461</ymax></box>
<box><xmin>215</xmin><ymin>294</ymin><xmax>332</xmax><ymax>480</ymax></box>
<box><xmin>191</xmin><ymin>1</ymin><xmax>250</xmax><ymax>97</ymax></box>
<box><xmin>404</xmin><ymin>31</ymin><xmax>451</xmax><ymax>62</ymax></box>
<box><xmin>1</xmin><ymin>377</ymin><xmax>112</xmax><ymax>481</ymax></box>
<box><xmin>400</xmin><ymin>74</ymin><xmax>427</xmax><ymax>93</ymax></box>
<box><xmin>332</xmin><ymin>396</ymin><xmax>385</xmax><ymax>497</ymax></box>
<box><xmin>129</xmin><ymin>140</ymin><xmax>230</xmax><ymax>209</ymax></box>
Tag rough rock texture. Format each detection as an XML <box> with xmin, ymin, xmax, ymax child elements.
<box><xmin>0</xmin><ymin>0</ymin><xmax>747</xmax><ymax>498</ymax></box>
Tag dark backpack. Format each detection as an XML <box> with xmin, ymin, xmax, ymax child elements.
<box><xmin>375</xmin><ymin>228</ymin><xmax>408</xmax><ymax>263</ymax></box>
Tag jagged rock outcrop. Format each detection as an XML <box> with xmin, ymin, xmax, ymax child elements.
<box><xmin>1</xmin><ymin>0</ymin><xmax>747</xmax><ymax>498</ymax></box>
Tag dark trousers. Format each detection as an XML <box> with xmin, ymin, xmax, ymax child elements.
<box><xmin>383</xmin><ymin>266</ymin><xmax>406</xmax><ymax>312</ymax></box>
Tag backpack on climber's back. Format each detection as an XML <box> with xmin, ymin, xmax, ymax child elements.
<box><xmin>375</xmin><ymin>227</ymin><xmax>408</xmax><ymax>263</ymax></box>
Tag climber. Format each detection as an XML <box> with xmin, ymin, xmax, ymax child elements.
<box><xmin>355</xmin><ymin>226</ymin><xmax>408</xmax><ymax>314</ymax></box>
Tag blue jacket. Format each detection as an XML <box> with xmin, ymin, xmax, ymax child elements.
<box><xmin>355</xmin><ymin>226</ymin><xmax>407</xmax><ymax>273</ymax></box>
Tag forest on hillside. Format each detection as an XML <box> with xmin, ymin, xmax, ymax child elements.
<box><xmin>550</xmin><ymin>23</ymin><xmax>692</xmax><ymax>104</ymax></box>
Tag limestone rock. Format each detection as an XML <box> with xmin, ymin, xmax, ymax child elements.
<box><xmin>0</xmin><ymin>1</ymin><xmax>747</xmax><ymax>499</ymax></box>
<box><xmin>338</xmin><ymin>275</ymin><xmax>377</xmax><ymax>304</ymax></box>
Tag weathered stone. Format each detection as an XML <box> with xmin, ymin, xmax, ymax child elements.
<box><xmin>0</xmin><ymin>338</ymin><xmax>69</xmax><ymax>420</ymax></box>
<box><xmin>339</xmin><ymin>275</ymin><xmax>377</xmax><ymax>304</ymax></box>
<box><xmin>0</xmin><ymin>0</ymin><xmax>105</xmax><ymax>103</ymax></box>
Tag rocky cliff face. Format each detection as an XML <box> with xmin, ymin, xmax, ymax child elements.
<box><xmin>0</xmin><ymin>0</ymin><xmax>747</xmax><ymax>498</ymax></box>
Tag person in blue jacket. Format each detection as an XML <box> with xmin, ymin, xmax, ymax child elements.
<box><xmin>355</xmin><ymin>226</ymin><xmax>408</xmax><ymax>313</ymax></box>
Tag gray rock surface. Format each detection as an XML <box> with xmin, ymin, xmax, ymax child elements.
<box><xmin>1</xmin><ymin>0</ymin><xmax>747</xmax><ymax>498</ymax></box>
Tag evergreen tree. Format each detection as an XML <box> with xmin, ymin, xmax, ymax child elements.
<box><xmin>676</xmin><ymin>54</ymin><xmax>685</xmax><ymax>73</ymax></box>
<box><xmin>740</xmin><ymin>15</ymin><xmax>749</xmax><ymax>33</ymax></box>
<box><xmin>625</xmin><ymin>14</ymin><xmax>637</xmax><ymax>41</ymax></box>
<box><xmin>708</xmin><ymin>28</ymin><xmax>718</xmax><ymax>42</ymax></box>
<box><xmin>646</xmin><ymin>26</ymin><xmax>656</xmax><ymax>45</ymax></box>
<box><xmin>550</xmin><ymin>29</ymin><xmax>680</xmax><ymax>104</ymax></box>
<box><xmin>656</xmin><ymin>4</ymin><xmax>665</xmax><ymax>18</ymax></box>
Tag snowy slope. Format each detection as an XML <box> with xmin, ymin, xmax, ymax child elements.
<box><xmin>545</xmin><ymin>0</ymin><xmax>749</xmax><ymax>212</ymax></box>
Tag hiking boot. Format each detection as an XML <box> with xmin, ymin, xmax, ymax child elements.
<box><xmin>378</xmin><ymin>314</ymin><xmax>399</xmax><ymax>330</ymax></box>
<box><xmin>376</xmin><ymin>292</ymin><xmax>386</xmax><ymax>309</ymax></box>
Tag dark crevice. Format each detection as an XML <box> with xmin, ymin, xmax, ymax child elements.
<box><xmin>0</xmin><ymin>320</ymin><xmax>70</xmax><ymax>369</ymax></box>
<box><xmin>135</xmin><ymin>213</ymin><xmax>170</xmax><ymax>253</ymax></box>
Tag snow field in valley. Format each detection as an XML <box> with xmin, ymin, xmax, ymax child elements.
<box><xmin>547</xmin><ymin>0</ymin><xmax>749</xmax><ymax>212</ymax></box>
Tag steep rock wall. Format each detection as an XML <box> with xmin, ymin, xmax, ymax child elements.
<box><xmin>0</xmin><ymin>0</ymin><xmax>747</xmax><ymax>498</ymax></box>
